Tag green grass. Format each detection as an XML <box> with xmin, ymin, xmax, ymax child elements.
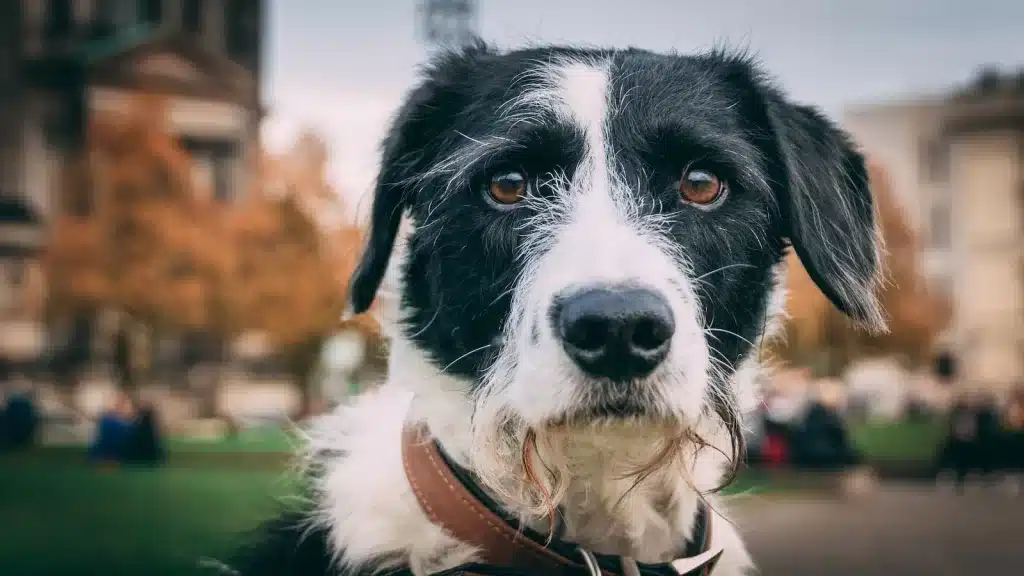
<box><xmin>0</xmin><ymin>458</ymin><xmax>300</xmax><ymax>576</ymax></box>
<box><xmin>0</xmin><ymin>443</ymin><xmax>780</xmax><ymax>575</ymax></box>
<box><xmin>0</xmin><ymin>419</ymin><xmax>941</xmax><ymax>574</ymax></box>
<box><xmin>851</xmin><ymin>418</ymin><xmax>946</xmax><ymax>465</ymax></box>
<box><xmin>167</xmin><ymin>425</ymin><xmax>299</xmax><ymax>453</ymax></box>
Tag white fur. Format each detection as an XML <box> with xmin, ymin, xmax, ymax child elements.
<box><xmin>310</xmin><ymin>56</ymin><xmax>759</xmax><ymax>575</ymax></box>
<box><xmin>482</xmin><ymin>57</ymin><xmax>711</xmax><ymax>427</ymax></box>
<box><xmin>311</xmin><ymin>339</ymin><xmax>754</xmax><ymax>574</ymax></box>
<box><xmin>470</xmin><ymin>58</ymin><xmax>722</xmax><ymax>514</ymax></box>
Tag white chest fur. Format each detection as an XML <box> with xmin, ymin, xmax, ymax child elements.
<box><xmin>306</xmin><ymin>381</ymin><xmax>753</xmax><ymax>576</ymax></box>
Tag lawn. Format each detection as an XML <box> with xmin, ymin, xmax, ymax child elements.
<box><xmin>0</xmin><ymin>447</ymin><xmax>777</xmax><ymax>575</ymax></box>
<box><xmin>0</xmin><ymin>419</ymin><xmax>940</xmax><ymax>575</ymax></box>
<box><xmin>167</xmin><ymin>425</ymin><xmax>300</xmax><ymax>453</ymax></box>
<box><xmin>850</xmin><ymin>418</ymin><xmax>946</xmax><ymax>465</ymax></box>
<box><xmin>0</xmin><ymin>457</ymin><xmax>300</xmax><ymax>576</ymax></box>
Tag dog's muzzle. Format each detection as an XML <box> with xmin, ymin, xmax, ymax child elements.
<box><xmin>551</xmin><ymin>285</ymin><xmax>675</xmax><ymax>382</ymax></box>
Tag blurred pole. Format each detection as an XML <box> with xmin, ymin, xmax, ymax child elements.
<box><xmin>417</xmin><ymin>0</ymin><xmax>478</xmax><ymax>49</ymax></box>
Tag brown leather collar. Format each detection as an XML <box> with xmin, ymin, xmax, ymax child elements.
<box><xmin>402</xmin><ymin>424</ymin><xmax>723</xmax><ymax>576</ymax></box>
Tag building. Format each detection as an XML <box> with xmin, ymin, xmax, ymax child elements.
<box><xmin>0</xmin><ymin>0</ymin><xmax>265</xmax><ymax>369</ymax></box>
<box><xmin>0</xmin><ymin>0</ymin><xmax>264</xmax><ymax>221</ymax></box>
<box><xmin>844</xmin><ymin>70</ymin><xmax>1023</xmax><ymax>397</ymax></box>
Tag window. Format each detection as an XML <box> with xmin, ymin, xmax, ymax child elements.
<box><xmin>212</xmin><ymin>154</ymin><xmax>234</xmax><ymax>202</ymax></box>
<box><xmin>182</xmin><ymin>139</ymin><xmax>236</xmax><ymax>202</ymax></box>
<box><xmin>226</xmin><ymin>0</ymin><xmax>259</xmax><ymax>63</ymax></box>
<box><xmin>44</xmin><ymin>0</ymin><xmax>74</xmax><ymax>40</ymax></box>
<box><xmin>183</xmin><ymin>0</ymin><xmax>202</xmax><ymax>34</ymax></box>
<box><xmin>116</xmin><ymin>0</ymin><xmax>138</xmax><ymax>26</ymax></box>
<box><xmin>929</xmin><ymin>202</ymin><xmax>952</xmax><ymax>250</ymax></box>
<box><xmin>0</xmin><ymin>41</ymin><xmax>9</xmax><ymax>83</ymax></box>
<box><xmin>140</xmin><ymin>0</ymin><xmax>163</xmax><ymax>25</ymax></box>
<box><xmin>922</xmin><ymin>139</ymin><xmax>949</xmax><ymax>183</ymax></box>
<box><xmin>95</xmin><ymin>0</ymin><xmax>137</xmax><ymax>29</ymax></box>
<box><xmin>93</xmin><ymin>0</ymin><xmax>115</xmax><ymax>36</ymax></box>
<box><xmin>42</xmin><ymin>110</ymin><xmax>69</xmax><ymax>151</ymax></box>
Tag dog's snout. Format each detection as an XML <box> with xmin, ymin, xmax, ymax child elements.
<box><xmin>552</xmin><ymin>286</ymin><xmax>674</xmax><ymax>382</ymax></box>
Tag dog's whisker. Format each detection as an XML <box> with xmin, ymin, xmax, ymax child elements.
<box><xmin>440</xmin><ymin>343</ymin><xmax>495</xmax><ymax>373</ymax></box>
<box><xmin>695</xmin><ymin>263</ymin><xmax>755</xmax><ymax>281</ymax></box>
<box><xmin>704</xmin><ymin>327</ymin><xmax>757</xmax><ymax>349</ymax></box>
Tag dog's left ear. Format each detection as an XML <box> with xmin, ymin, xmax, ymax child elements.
<box><xmin>348</xmin><ymin>42</ymin><xmax>491</xmax><ymax>315</ymax></box>
<box><xmin>760</xmin><ymin>92</ymin><xmax>887</xmax><ymax>333</ymax></box>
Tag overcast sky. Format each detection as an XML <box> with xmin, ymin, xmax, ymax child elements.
<box><xmin>262</xmin><ymin>0</ymin><xmax>1024</xmax><ymax>209</ymax></box>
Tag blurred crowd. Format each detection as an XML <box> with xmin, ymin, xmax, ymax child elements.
<box><xmin>935</xmin><ymin>388</ymin><xmax>1024</xmax><ymax>492</ymax></box>
<box><xmin>86</xmin><ymin>391</ymin><xmax>166</xmax><ymax>467</ymax></box>
<box><xmin>747</xmin><ymin>394</ymin><xmax>863</xmax><ymax>470</ymax></box>
<box><xmin>0</xmin><ymin>387</ymin><xmax>166</xmax><ymax>467</ymax></box>
<box><xmin>745</xmin><ymin>382</ymin><xmax>1024</xmax><ymax>493</ymax></box>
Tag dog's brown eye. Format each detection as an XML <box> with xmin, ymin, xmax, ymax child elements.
<box><xmin>679</xmin><ymin>169</ymin><xmax>726</xmax><ymax>207</ymax></box>
<box><xmin>488</xmin><ymin>172</ymin><xmax>528</xmax><ymax>205</ymax></box>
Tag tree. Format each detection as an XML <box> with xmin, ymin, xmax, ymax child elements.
<box><xmin>773</xmin><ymin>160</ymin><xmax>951</xmax><ymax>376</ymax></box>
<box><xmin>44</xmin><ymin>95</ymin><xmax>230</xmax><ymax>394</ymax></box>
<box><xmin>227</xmin><ymin>132</ymin><xmax>378</xmax><ymax>417</ymax></box>
<box><xmin>45</xmin><ymin>105</ymin><xmax>380</xmax><ymax>416</ymax></box>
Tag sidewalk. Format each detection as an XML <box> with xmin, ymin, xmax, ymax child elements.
<box><xmin>734</xmin><ymin>483</ymin><xmax>1024</xmax><ymax>575</ymax></box>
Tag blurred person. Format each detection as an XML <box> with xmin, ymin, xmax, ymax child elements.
<box><xmin>757</xmin><ymin>391</ymin><xmax>794</xmax><ymax>468</ymax></box>
<box><xmin>124</xmin><ymin>403</ymin><xmax>167</xmax><ymax>467</ymax></box>
<box><xmin>113</xmin><ymin>327</ymin><xmax>135</xmax><ymax>390</ymax></box>
<box><xmin>1002</xmin><ymin>387</ymin><xmax>1024</xmax><ymax>496</ymax></box>
<box><xmin>3</xmin><ymin>387</ymin><xmax>39</xmax><ymax>450</ymax></box>
<box><xmin>792</xmin><ymin>399</ymin><xmax>861</xmax><ymax>469</ymax></box>
<box><xmin>88</xmin><ymin>390</ymin><xmax>135</xmax><ymax>466</ymax></box>
<box><xmin>935</xmin><ymin>396</ymin><xmax>977</xmax><ymax>493</ymax></box>
<box><xmin>761</xmin><ymin>417</ymin><xmax>791</xmax><ymax>468</ymax></box>
<box><xmin>903</xmin><ymin>396</ymin><xmax>930</xmax><ymax>422</ymax></box>
<box><xmin>974</xmin><ymin>393</ymin><xmax>1002</xmax><ymax>484</ymax></box>
<box><xmin>0</xmin><ymin>396</ymin><xmax>6</xmax><ymax>451</ymax></box>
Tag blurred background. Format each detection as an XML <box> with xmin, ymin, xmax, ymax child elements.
<box><xmin>0</xmin><ymin>1</ymin><xmax>1022</xmax><ymax>575</ymax></box>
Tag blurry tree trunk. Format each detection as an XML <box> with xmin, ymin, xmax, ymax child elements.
<box><xmin>287</xmin><ymin>337</ymin><xmax>325</xmax><ymax>420</ymax></box>
<box><xmin>113</xmin><ymin>325</ymin><xmax>133</xmax><ymax>390</ymax></box>
<box><xmin>111</xmin><ymin>315</ymin><xmax>154</xmax><ymax>394</ymax></box>
<box><xmin>50</xmin><ymin>313</ymin><xmax>92</xmax><ymax>414</ymax></box>
<box><xmin>194</xmin><ymin>334</ymin><xmax>227</xmax><ymax>419</ymax></box>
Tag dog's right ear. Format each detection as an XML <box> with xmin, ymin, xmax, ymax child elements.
<box><xmin>347</xmin><ymin>43</ymin><xmax>490</xmax><ymax>315</ymax></box>
<box><xmin>717</xmin><ymin>53</ymin><xmax>886</xmax><ymax>333</ymax></box>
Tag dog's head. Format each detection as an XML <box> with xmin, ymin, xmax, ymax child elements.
<box><xmin>349</xmin><ymin>43</ymin><xmax>883</xmax><ymax>491</ymax></box>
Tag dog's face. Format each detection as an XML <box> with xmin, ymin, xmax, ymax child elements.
<box><xmin>350</xmin><ymin>45</ymin><xmax>883</xmax><ymax>442</ymax></box>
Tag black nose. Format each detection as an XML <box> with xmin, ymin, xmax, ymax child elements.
<box><xmin>552</xmin><ymin>286</ymin><xmax>675</xmax><ymax>382</ymax></box>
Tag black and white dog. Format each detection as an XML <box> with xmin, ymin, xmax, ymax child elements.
<box><xmin>228</xmin><ymin>43</ymin><xmax>884</xmax><ymax>576</ymax></box>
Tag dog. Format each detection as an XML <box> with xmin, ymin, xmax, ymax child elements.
<box><xmin>226</xmin><ymin>42</ymin><xmax>884</xmax><ymax>576</ymax></box>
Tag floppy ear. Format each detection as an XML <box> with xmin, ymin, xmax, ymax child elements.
<box><xmin>764</xmin><ymin>97</ymin><xmax>887</xmax><ymax>333</ymax></box>
<box><xmin>347</xmin><ymin>43</ymin><xmax>489</xmax><ymax>314</ymax></box>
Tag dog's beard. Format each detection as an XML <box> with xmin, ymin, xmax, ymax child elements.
<box><xmin>466</xmin><ymin>374</ymin><xmax>742</xmax><ymax>532</ymax></box>
<box><xmin>468</xmin><ymin>399</ymin><xmax>687</xmax><ymax>523</ymax></box>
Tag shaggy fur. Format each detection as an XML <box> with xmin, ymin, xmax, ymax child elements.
<box><xmin>224</xmin><ymin>42</ymin><xmax>883</xmax><ymax>576</ymax></box>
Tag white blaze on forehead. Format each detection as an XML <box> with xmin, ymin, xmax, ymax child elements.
<box><xmin>550</xmin><ymin>61</ymin><xmax>611</xmax><ymax>159</ymax></box>
<box><xmin>518</xmin><ymin>57</ymin><xmax>668</xmax><ymax>287</ymax></box>
<box><xmin>546</xmin><ymin>60</ymin><xmax>613</xmax><ymax>201</ymax></box>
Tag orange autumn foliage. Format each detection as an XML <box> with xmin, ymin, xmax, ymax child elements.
<box><xmin>45</xmin><ymin>96</ymin><xmax>229</xmax><ymax>331</ymax></box>
<box><xmin>45</xmin><ymin>97</ymin><xmax>376</xmax><ymax>403</ymax></box>
<box><xmin>227</xmin><ymin>132</ymin><xmax>380</xmax><ymax>408</ymax></box>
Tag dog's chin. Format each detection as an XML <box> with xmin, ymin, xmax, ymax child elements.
<box><xmin>540</xmin><ymin>397</ymin><xmax>684</xmax><ymax>431</ymax></box>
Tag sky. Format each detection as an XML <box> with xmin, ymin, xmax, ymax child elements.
<box><xmin>261</xmin><ymin>0</ymin><xmax>1024</xmax><ymax>213</ymax></box>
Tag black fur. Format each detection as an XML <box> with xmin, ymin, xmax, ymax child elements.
<box><xmin>350</xmin><ymin>43</ymin><xmax>880</xmax><ymax>384</ymax></box>
<box><xmin>237</xmin><ymin>42</ymin><xmax>882</xmax><ymax>574</ymax></box>
<box><xmin>223</xmin><ymin>511</ymin><xmax>340</xmax><ymax>576</ymax></box>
